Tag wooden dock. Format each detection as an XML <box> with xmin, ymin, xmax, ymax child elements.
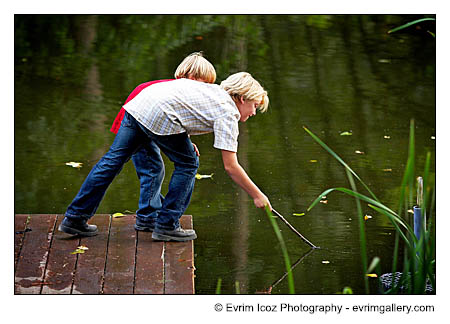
<box><xmin>14</xmin><ymin>214</ymin><xmax>195</xmax><ymax>294</ymax></box>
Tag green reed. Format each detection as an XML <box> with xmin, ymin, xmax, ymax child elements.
<box><xmin>265</xmin><ymin>206</ymin><xmax>295</xmax><ymax>294</ymax></box>
<box><xmin>304</xmin><ymin>120</ymin><xmax>435</xmax><ymax>294</ymax></box>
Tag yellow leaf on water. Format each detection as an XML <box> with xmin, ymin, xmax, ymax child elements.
<box><xmin>340</xmin><ymin>131</ymin><xmax>352</xmax><ymax>136</ymax></box>
<box><xmin>366</xmin><ymin>273</ymin><xmax>378</xmax><ymax>278</ymax></box>
<box><xmin>112</xmin><ymin>212</ymin><xmax>125</xmax><ymax>218</ymax></box>
<box><xmin>195</xmin><ymin>173</ymin><xmax>214</xmax><ymax>180</ymax></box>
<box><xmin>382</xmin><ymin>168</ymin><xmax>393</xmax><ymax>172</ymax></box>
<box><xmin>65</xmin><ymin>162</ymin><xmax>83</xmax><ymax>169</ymax></box>
<box><xmin>309</xmin><ymin>160</ymin><xmax>318</xmax><ymax>163</ymax></box>
<box><xmin>364</xmin><ymin>215</ymin><xmax>373</xmax><ymax>221</ymax></box>
<box><xmin>355</xmin><ymin>150</ymin><xmax>365</xmax><ymax>155</ymax></box>
<box><xmin>77</xmin><ymin>245</ymin><xmax>89</xmax><ymax>250</ymax></box>
<box><xmin>292</xmin><ymin>213</ymin><xmax>305</xmax><ymax>217</ymax></box>
<box><xmin>322</xmin><ymin>260</ymin><xmax>330</xmax><ymax>264</ymax></box>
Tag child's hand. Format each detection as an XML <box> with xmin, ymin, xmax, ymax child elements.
<box><xmin>254</xmin><ymin>194</ymin><xmax>272</xmax><ymax>210</ymax></box>
<box><xmin>192</xmin><ymin>143</ymin><xmax>200</xmax><ymax>157</ymax></box>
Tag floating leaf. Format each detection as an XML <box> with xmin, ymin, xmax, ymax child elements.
<box><xmin>382</xmin><ymin>168</ymin><xmax>392</xmax><ymax>172</ymax></box>
<box><xmin>65</xmin><ymin>162</ymin><xmax>83</xmax><ymax>169</ymax></box>
<box><xmin>319</xmin><ymin>200</ymin><xmax>328</xmax><ymax>204</ymax></box>
<box><xmin>77</xmin><ymin>245</ymin><xmax>89</xmax><ymax>250</ymax></box>
<box><xmin>195</xmin><ymin>173</ymin><xmax>214</xmax><ymax>180</ymax></box>
<box><xmin>292</xmin><ymin>213</ymin><xmax>305</xmax><ymax>217</ymax></box>
<box><xmin>355</xmin><ymin>150</ymin><xmax>365</xmax><ymax>155</ymax></box>
<box><xmin>112</xmin><ymin>212</ymin><xmax>125</xmax><ymax>218</ymax></box>
<box><xmin>366</xmin><ymin>273</ymin><xmax>378</xmax><ymax>278</ymax></box>
<box><xmin>340</xmin><ymin>131</ymin><xmax>352</xmax><ymax>136</ymax></box>
<box><xmin>322</xmin><ymin>260</ymin><xmax>330</xmax><ymax>264</ymax></box>
<box><xmin>378</xmin><ymin>59</ymin><xmax>391</xmax><ymax>64</ymax></box>
<box><xmin>364</xmin><ymin>215</ymin><xmax>373</xmax><ymax>221</ymax></box>
<box><xmin>384</xmin><ymin>135</ymin><xmax>391</xmax><ymax>139</ymax></box>
<box><xmin>309</xmin><ymin>159</ymin><xmax>318</xmax><ymax>163</ymax></box>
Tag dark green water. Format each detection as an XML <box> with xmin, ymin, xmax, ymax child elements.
<box><xmin>15</xmin><ymin>15</ymin><xmax>435</xmax><ymax>294</ymax></box>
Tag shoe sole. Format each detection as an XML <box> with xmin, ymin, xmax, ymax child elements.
<box><xmin>134</xmin><ymin>224</ymin><xmax>154</xmax><ymax>232</ymax></box>
<box><xmin>58</xmin><ymin>224</ymin><xmax>98</xmax><ymax>237</ymax></box>
<box><xmin>152</xmin><ymin>232</ymin><xmax>197</xmax><ymax>242</ymax></box>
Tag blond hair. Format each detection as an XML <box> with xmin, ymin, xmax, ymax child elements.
<box><xmin>220</xmin><ymin>72</ymin><xmax>269</xmax><ymax>113</ymax></box>
<box><xmin>174</xmin><ymin>52</ymin><xmax>216</xmax><ymax>84</ymax></box>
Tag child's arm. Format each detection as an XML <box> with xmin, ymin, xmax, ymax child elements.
<box><xmin>221</xmin><ymin>150</ymin><xmax>272</xmax><ymax>210</ymax></box>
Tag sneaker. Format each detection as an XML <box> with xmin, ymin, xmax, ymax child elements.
<box><xmin>134</xmin><ymin>223</ymin><xmax>155</xmax><ymax>232</ymax></box>
<box><xmin>152</xmin><ymin>227</ymin><xmax>197</xmax><ymax>242</ymax></box>
<box><xmin>58</xmin><ymin>217</ymin><xmax>98</xmax><ymax>237</ymax></box>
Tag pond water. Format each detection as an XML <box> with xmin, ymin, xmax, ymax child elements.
<box><xmin>15</xmin><ymin>15</ymin><xmax>435</xmax><ymax>294</ymax></box>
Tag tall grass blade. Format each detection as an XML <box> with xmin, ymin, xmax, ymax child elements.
<box><xmin>308</xmin><ymin>188</ymin><xmax>399</xmax><ymax>221</ymax></box>
<box><xmin>367</xmin><ymin>257</ymin><xmax>381</xmax><ymax>274</ymax></box>
<box><xmin>265</xmin><ymin>206</ymin><xmax>295</xmax><ymax>294</ymax></box>
<box><xmin>215</xmin><ymin>278</ymin><xmax>222</xmax><ymax>294</ymax></box>
<box><xmin>235</xmin><ymin>281</ymin><xmax>241</xmax><ymax>294</ymax></box>
<box><xmin>303</xmin><ymin>126</ymin><xmax>379</xmax><ymax>201</ymax></box>
<box><xmin>368</xmin><ymin>205</ymin><xmax>413</xmax><ymax>248</ymax></box>
<box><xmin>422</xmin><ymin>152</ymin><xmax>432</xmax><ymax>220</ymax></box>
<box><xmin>387</xmin><ymin>18</ymin><xmax>435</xmax><ymax>34</ymax></box>
<box><xmin>346</xmin><ymin>168</ymin><xmax>369</xmax><ymax>294</ymax></box>
<box><xmin>390</xmin><ymin>120</ymin><xmax>415</xmax><ymax>284</ymax></box>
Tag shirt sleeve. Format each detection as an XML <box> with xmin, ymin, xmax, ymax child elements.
<box><xmin>213</xmin><ymin>114</ymin><xmax>239</xmax><ymax>152</ymax></box>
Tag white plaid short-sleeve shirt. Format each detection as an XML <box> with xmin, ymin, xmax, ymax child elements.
<box><xmin>123</xmin><ymin>79</ymin><xmax>241</xmax><ymax>152</ymax></box>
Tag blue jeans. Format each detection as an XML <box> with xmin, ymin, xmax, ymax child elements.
<box><xmin>65</xmin><ymin>112</ymin><xmax>199</xmax><ymax>231</ymax></box>
<box><xmin>132</xmin><ymin>144</ymin><xmax>165</xmax><ymax>226</ymax></box>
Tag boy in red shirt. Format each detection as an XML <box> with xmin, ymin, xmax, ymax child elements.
<box><xmin>110</xmin><ymin>53</ymin><xmax>216</xmax><ymax>232</ymax></box>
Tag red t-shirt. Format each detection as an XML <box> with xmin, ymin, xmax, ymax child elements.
<box><xmin>110</xmin><ymin>79</ymin><xmax>174</xmax><ymax>134</ymax></box>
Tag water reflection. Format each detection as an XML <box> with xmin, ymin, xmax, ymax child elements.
<box><xmin>257</xmin><ymin>248</ymin><xmax>316</xmax><ymax>294</ymax></box>
<box><xmin>15</xmin><ymin>15</ymin><xmax>435</xmax><ymax>294</ymax></box>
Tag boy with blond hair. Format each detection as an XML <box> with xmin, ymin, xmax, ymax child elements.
<box><xmin>60</xmin><ymin>68</ymin><xmax>272</xmax><ymax>242</ymax></box>
<box><xmin>108</xmin><ymin>52</ymin><xmax>215</xmax><ymax>231</ymax></box>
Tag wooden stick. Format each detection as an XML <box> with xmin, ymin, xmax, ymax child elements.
<box><xmin>272</xmin><ymin>209</ymin><xmax>319</xmax><ymax>249</ymax></box>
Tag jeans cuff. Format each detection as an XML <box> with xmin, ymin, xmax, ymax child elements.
<box><xmin>64</xmin><ymin>212</ymin><xmax>91</xmax><ymax>221</ymax></box>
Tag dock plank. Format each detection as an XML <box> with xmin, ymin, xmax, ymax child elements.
<box><xmin>14</xmin><ymin>214</ymin><xmax>29</xmax><ymax>270</ymax></box>
<box><xmin>164</xmin><ymin>215</ymin><xmax>195</xmax><ymax>294</ymax></box>
<box><xmin>134</xmin><ymin>231</ymin><xmax>164</xmax><ymax>294</ymax></box>
<box><xmin>41</xmin><ymin>215</ymin><xmax>80</xmax><ymax>294</ymax></box>
<box><xmin>72</xmin><ymin>215</ymin><xmax>111</xmax><ymax>294</ymax></box>
<box><xmin>14</xmin><ymin>214</ymin><xmax>57</xmax><ymax>294</ymax></box>
<box><xmin>103</xmin><ymin>215</ymin><xmax>137</xmax><ymax>294</ymax></box>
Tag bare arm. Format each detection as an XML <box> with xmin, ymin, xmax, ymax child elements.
<box><xmin>221</xmin><ymin>150</ymin><xmax>272</xmax><ymax>210</ymax></box>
